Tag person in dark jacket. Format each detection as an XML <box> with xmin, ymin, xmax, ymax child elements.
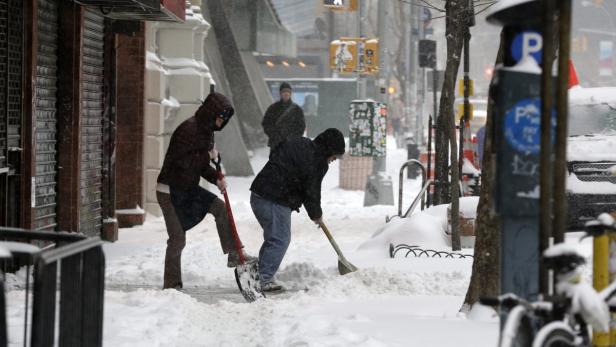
<box><xmin>250</xmin><ymin>128</ymin><xmax>345</xmax><ymax>292</ymax></box>
<box><xmin>262</xmin><ymin>82</ymin><xmax>306</xmax><ymax>151</ymax></box>
<box><xmin>157</xmin><ymin>92</ymin><xmax>254</xmax><ymax>290</ymax></box>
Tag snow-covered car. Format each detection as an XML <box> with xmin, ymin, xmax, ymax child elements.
<box><xmin>567</xmin><ymin>87</ymin><xmax>616</xmax><ymax>229</ymax></box>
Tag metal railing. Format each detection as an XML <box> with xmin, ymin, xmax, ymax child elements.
<box><xmin>389</xmin><ymin>243</ymin><xmax>473</xmax><ymax>259</ymax></box>
<box><xmin>0</xmin><ymin>228</ymin><xmax>105</xmax><ymax>347</ymax></box>
<box><xmin>388</xmin><ymin>160</ymin><xmax>432</xmax><ymax>222</ymax></box>
<box><xmin>397</xmin><ymin>159</ymin><xmax>427</xmax><ymax>217</ymax></box>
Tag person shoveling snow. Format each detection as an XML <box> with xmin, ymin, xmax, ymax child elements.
<box><xmin>156</xmin><ymin>92</ymin><xmax>256</xmax><ymax>291</ymax></box>
<box><xmin>250</xmin><ymin>128</ymin><xmax>350</xmax><ymax>292</ymax></box>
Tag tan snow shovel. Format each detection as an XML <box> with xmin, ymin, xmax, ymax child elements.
<box><xmin>318</xmin><ymin>221</ymin><xmax>358</xmax><ymax>275</ymax></box>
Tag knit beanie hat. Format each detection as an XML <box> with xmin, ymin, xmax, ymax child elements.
<box><xmin>279</xmin><ymin>82</ymin><xmax>292</xmax><ymax>92</ymax></box>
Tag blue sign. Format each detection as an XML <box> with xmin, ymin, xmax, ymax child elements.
<box><xmin>511</xmin><ymin>31</ymin><xmax>543</xmax><ymax>65</ymax></box>
<box><xmin>504</xmin><ymin>98</ymin><xmax>555</xmax><ymax>155</ymax></box>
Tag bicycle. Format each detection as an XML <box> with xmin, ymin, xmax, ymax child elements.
<box><xmin>531</xmin><ymin>213</ymin><xmax>616</xmax><ymax>347</ymax></box>
<box><xmin>481</xmin><ymin>213</ymin><xmax>616</xmax><ymax>347</ymax></box>
<box><xmin>479</xmin><ymin>293</ymin><xmax>566</xmax><ymax>347</ymax></box>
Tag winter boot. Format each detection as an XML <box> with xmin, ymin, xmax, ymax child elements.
<box><xmin>227</xmin><ymin>250</ymin><xmax>257</xmax><ymax>268</ymax></box>
<box><xmin>261</xmin><ymin>281</ymin><xmax>285</xmax><ymax>293</ymax></box>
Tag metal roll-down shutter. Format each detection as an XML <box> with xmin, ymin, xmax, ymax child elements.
<box><xmin>80</xmin><ymin>9</ymin><xmax>105</xmax><ymax>235</ymax></box>
<box><xmin>34</xmin><ymin>0</ymin><xmax>59</xmax><ymax>231</ymax></box>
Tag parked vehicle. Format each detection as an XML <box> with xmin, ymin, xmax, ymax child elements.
<box><xmin>567</xmin><ymin>87</ymin><xmax>616</xmax><ymax>229</ymax></box>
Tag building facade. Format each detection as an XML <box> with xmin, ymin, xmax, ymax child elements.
<box><xmin>0</xmin><ymin>0</ymin><xmax>185</xmax><ymax>238</ymax></box>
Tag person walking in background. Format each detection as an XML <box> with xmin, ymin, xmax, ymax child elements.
<box><xmin>250</xmin><ymin>128</ymin><xmax>346</xmax><ymax>292</ymax></box>
<box><xmin>262</xmin><ymin>82</ymin><xmax>306</xmax><ymax>152</ymax></box>
<box><xmin>475</xmin><ymin>125</ymin><xmax>486</xmax><ymax>169</ymax></box>
<box><xmin>156</xmin><ymin>92</ymin><xmax>254</xmax><ymax>290</ymax></box>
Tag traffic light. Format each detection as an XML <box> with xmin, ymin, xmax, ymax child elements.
<box><xmin>364</xmin><ymin>38</ymin><xmax>379</xmax><ymax>74</ymax></box>
<box><xmin>419</xmin><ymin>40</ymin><xmax>436</xmax><ymax>69</ymax></box>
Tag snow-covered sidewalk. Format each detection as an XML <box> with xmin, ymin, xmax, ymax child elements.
<box><xmin>6</xmin><ymin>141</ymin><xmax>501</xmax><ymax>346</ymax></box>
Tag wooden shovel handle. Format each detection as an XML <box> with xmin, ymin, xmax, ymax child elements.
<box><xmin>318</xmin><ymin>221</ymin><xmax>346</xmax><ymax>259</ymax></box>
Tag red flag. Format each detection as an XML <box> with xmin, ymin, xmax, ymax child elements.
<box><xmin>568</xmin><ymin>59</ymin><xmax>579</xmax><ymax>88</ymax></box>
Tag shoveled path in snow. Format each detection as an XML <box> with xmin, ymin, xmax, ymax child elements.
<box><xmin>104</xmin><ymin>284</ymin><xmax>307</xmax><ymax>304</ymax></box>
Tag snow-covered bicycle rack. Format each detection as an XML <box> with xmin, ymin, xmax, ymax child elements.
<box><xmin>387</xmin><ymin>159</ymin><xmax>432</xmax><ymax>222</ymax></box>
<box><xmin>389</xmin><ymin>243</ymin><xmax>473</xmax><ymax>259</ymax></box>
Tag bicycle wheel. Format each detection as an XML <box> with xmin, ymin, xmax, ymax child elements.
<box><xmin>533</xmin><ymin>322</ymin><xmax>576</xmax><ymax>347</ymax></box>
<box><xmin>500</xmin><ymin>306</ymin><xmax>534</xmax><ymax>347</ymax></box>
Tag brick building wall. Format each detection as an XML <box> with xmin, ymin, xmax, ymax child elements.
<box><xmin>115</xmin><ymin>24</ymin><xmax>146</xmax><ymax>227</ymax></box>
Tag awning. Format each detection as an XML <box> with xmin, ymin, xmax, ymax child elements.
<box><xmin>74</xmin><ymin>0</ymin><xmax>185</xmax><ymax>22</ymax></box>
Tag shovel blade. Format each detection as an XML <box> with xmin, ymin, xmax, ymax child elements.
<box><xmin>234</xmin><ymin>261</ymin><xmax>265</xmax><ymax>302</ymax></box>
<box><xmin>338</xmin><ymin>258</ymin><xmax>358</xmax><ymax>275</ymax></box>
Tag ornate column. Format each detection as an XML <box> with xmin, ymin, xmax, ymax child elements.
<box><xmin>144</xmin><ymin>3</ymin><xmax>212</xmax><ymax>216</ymax></box>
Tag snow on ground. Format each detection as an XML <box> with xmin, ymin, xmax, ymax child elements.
<box><xmin>6</xmin><ymin>138</ymin><xmax>503</xmax><ymax>346</ymax></box>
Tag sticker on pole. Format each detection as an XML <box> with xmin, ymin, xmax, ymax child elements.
<box><xmin>504</xmin><ymin>98</ymin><xmax>555</xmax><ymax>155</ymax></box>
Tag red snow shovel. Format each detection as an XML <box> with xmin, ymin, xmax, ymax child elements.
<box><xmin>318</xmin><ymin>221</ymin><xmax>358</xmax><ymax>275</ymax></box>
<box><xmin>212</xmin><ymin>155</ymin><xmax>264</xmax><ymax>302</ymax></box>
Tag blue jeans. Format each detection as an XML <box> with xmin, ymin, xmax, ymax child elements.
<box><xmin>250</xmin><ymin>192</ymin><xmax>292</xmax><ymax>285</ymax></box>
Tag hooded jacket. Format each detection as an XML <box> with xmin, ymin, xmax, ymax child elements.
<box><xmin>250</xmin><ymin>128</ymin><xmax>345</xmax><ymax>220</ymax></box>
<box><xmin>157</xmin><ymin>92</ymin><xmax>234</xmax><ymax>191</ymax></box>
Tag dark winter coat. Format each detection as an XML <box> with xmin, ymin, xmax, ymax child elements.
<box><xmin>250</xmin><ymin>129</ymin><xmax>345</xmax><ymax>220</ymax></box>
<box><xmin>262</xmin><ymin>100</ymin><xmax>306</xmax><ymax>149</ymax></box>
<box><xmin>157</xmin><ymin>92</ymin><xmax>234</xmax><ymax>191</ymax></box>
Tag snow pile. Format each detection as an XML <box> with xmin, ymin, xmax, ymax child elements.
<box><xmin>459</xmin><ymin>196</ymin><xmax>480</xmax><ymax>218</ymax></box>
<box><xmin>467</xmin><ymin>303</ymin><xmax>499</xmax><ymax>322</ymax></box>
<box><xmin>566</xmin><ymin>172</ymin><xmax>616</xmax><ymax>195</ymax></box>
<box><xmin>503</xmin><ymin>55</ymin><xmax>542</xmax><ymax>74</ymax></box>
<box><xmin>275</xmin><ymin>262</ymin><xmax>329</xmax><ymax>288</ymax></box>
<box><xmin>359</xmin><ymin>205</ymin><xmax>450</xmax><ymax>255</ymax></box>
<box><xmin>567</xmin><ymin>135</ymin><xmax>616</xmax><ymax>162</ymax></box>
<box><xmin>570</xmin><ymin>87</ymin><xmax>616</xmax><ymax>106</ymax></box>
<box><xmin>358</xmin><ymin>197</ymin><xmax>479</xmax><ymax>255</ymax></box>
<box><xmin>307</xmin><ymin>267</ymin><xmax>470</xmax><ymax>299</ymax></box>
<box><xmin>4</xmin><ymin>267</ymin><xmax>32</xmax><ymax>291</ymax></box>
<box><xmin>462</xmin><ymin>158</ymin><xmax>480</xmax><ymax>175</ymax></box>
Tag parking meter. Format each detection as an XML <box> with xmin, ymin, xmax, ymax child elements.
<box><xmin>406</xmin><ymin>135</ymin><xmax>419</xmax><ymax>179</ymax></box>
<box><xmin>487</xmin><ymin>0</ymin><xmax>554</xmax><ymax>300</ymax></box>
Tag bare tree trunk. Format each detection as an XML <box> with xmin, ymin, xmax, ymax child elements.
<box><xmin>434</xmin><ymin>0</ymin><xmax>466</xmax><ymax>205</ymax></box>
<box><xmin>463</xmin><ymin>30</ymin><xmax>505</xmax><ymax>309</ymax></box>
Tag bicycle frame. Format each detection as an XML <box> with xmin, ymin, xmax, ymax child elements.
<box><xmin>501</xmin><ymin>305</ymin><xmax>531</xmax><ymax>347</ymax></box>
<box><xmin>496</xmin><ymin>297</ymin><xmax>553</xmax><ymax>347</ymax></box>
<box><xmin>532</xmin><ymin>321</ymin><xmax>578</xmax><ymax>347</ymax></box>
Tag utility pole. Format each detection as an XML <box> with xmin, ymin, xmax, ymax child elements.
<box><xmin>553</xmin><ymin>0</ymin><xmax>572</xmax><ymax>244</ymax></box>
<box><xmin>408</xmin><ymin>3</ymin><xmax>418</xmax><ymax>144</ymax></box>
<box><xmin>417</xmin><ymin>7</ymin><xmax>426</xmax><ymax>146</ymax></box>
<box><xmin>364</xmin><ymin>0</ymin><xmax>394</xmax><ymax>207</ymax></box>
<box><xmin>356</xmin><ymin>0</ymin><xmax>365</xmax><ymax>99</ymax></box>
<box><xmin>539</xmin><ymin>0</ymin><xmax>556</xmax><ymax>296</ymax></box>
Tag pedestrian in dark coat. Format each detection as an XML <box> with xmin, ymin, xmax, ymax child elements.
<box><xmin>262</xmin><ymin>82</ymin><xmax>306</xmax><ymax>150</ymax></box>
<box><xmin>250</xmin><ymin>128</ymin><xmax>346</xmax><ymax>292</ymax></box>
<box><xmin>156</xmin><ymin>92</ymin><xmax>254</xmax><ymax>290</ymax></box>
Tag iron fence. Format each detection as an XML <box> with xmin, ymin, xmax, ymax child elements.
<box><xmin>0</xmin><ymin>227</ymin><xmax>105</xmax><ymax>347</ymax></box>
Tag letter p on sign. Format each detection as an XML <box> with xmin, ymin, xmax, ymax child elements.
<box><xmin>511</xmin><ymin>31</ymin><xmax>543</xmax><ymax>65</ymax></box>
